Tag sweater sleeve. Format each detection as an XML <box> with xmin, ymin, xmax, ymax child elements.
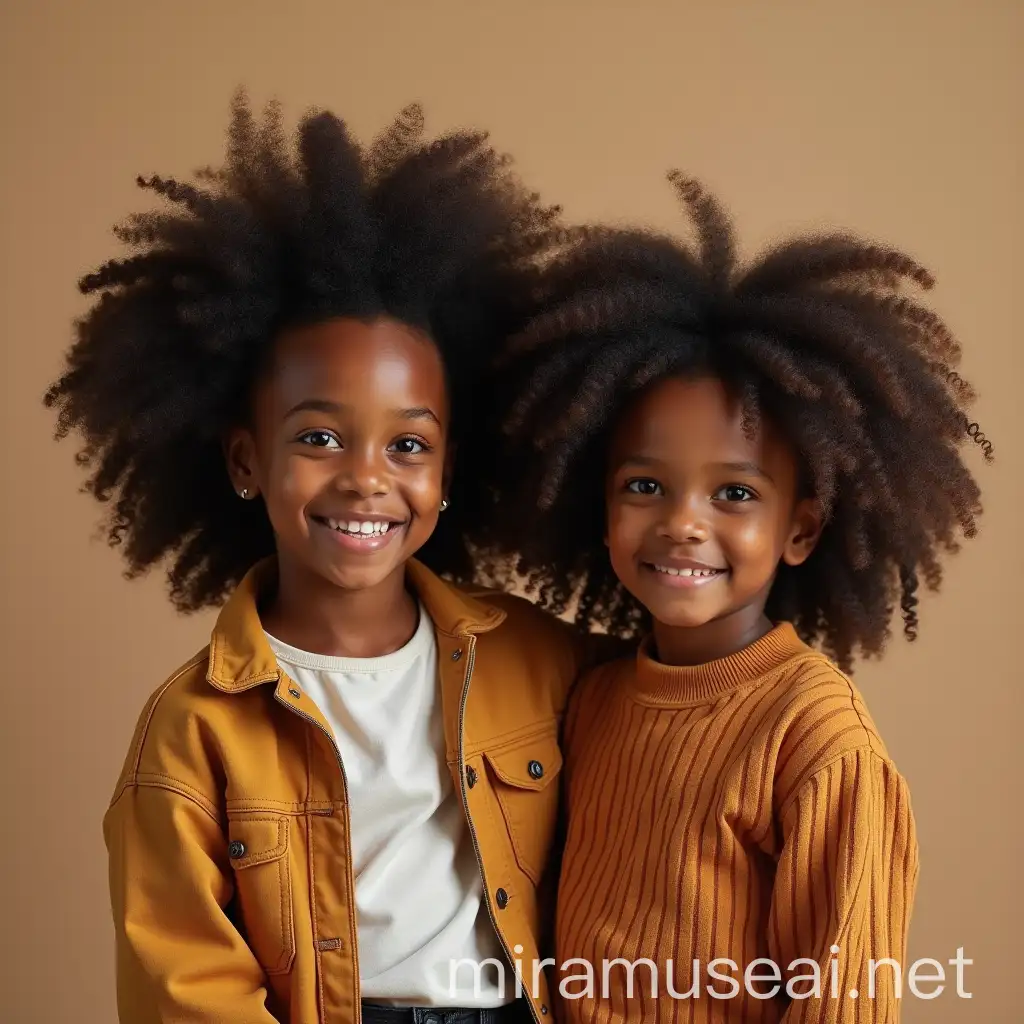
<box><xmin>766</xmin><ymin>747</ymin><xmax>919</xmax><ymax>1023</ymax></box>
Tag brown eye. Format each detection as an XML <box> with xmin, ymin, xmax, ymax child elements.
<box><xmin>715</xmin><ymin>484</ymin><xmax>756</xmax><ymax>502</ymax></box>
<box><xmin>298</xmin><ymin>430</ymin><xmax>340</xmax><ymax>449</ymax></box>
<box><xmin>626</xmin><ymin>478</ymin><xmax>662</xmax><ymax>496</ymax></box>
<box><xmin>390</xmin><ymin>437</ymin><xmax>428</xmax><ymax>455</ymax></box>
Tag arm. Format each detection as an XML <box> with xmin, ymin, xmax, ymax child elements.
<box><xmin>766</xmin><ymin>748</ymin><xmax>919</xmax><ymax>1022</ymax></box>
<box><xmin>105</xmin><ymin>780</ymin><xmax>280</xmax><ymax>1023</ymax></box>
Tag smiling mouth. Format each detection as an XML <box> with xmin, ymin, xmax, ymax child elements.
<box><xmin>641</xmin><ymin>562</ymin><xmax>728</xmax><ymax>586</ymax></box>
<box><xmin>650</xmin><ymin>564</ymin><xmax>725</xmax><ymax>578</ymax></box>
<box><xmin>312</xmin><ymin>516</ymin><xmax>405</xmax><ymax>537</ymax></box>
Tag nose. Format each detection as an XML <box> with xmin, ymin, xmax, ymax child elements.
<box><xmin>335</xmin><ymin>445</ymin><xmax>390</xmax><ymax>498</ymax></box>
<box><xmin>658</xmin><ymin>494</ymin><xmax>710</xmax><ymax>544</ymax></box>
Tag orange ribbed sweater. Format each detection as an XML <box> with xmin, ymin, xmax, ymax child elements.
<box><xmin>554</xmin><ymin>622</ymin><xmax>918</xmax><ymax>1023</ymax></box>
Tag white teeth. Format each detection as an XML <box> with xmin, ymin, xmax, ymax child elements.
<box><xmin>653</xmin><ymin>564</ymin><xmax>721</xmax><ymax>578</ymax></box>
<box><xmin>324</xmin><ymin>518</ymin><xmax>395</xmax><ymax>535</ymax></box>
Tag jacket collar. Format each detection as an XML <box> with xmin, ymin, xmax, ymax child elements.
<box><xmin>206</xmin><ymin>557</ymin><xmax>505</xmax><ymax>693</ymax></box>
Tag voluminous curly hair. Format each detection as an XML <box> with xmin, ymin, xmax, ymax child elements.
<box><xmin>45</xmin><ymin>91</ymin><xmax>561</xmax><ymax>611</ymax></box>
<box><xmin>485</xmin><ymin>172</ymin><xmax>989</xmax><ymax>670</ymax></box>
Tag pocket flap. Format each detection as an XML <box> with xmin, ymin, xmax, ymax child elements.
<box><xmin>227</xmin><ymin>815</ymin><xmax>289</xmax><ymax>869</ymax></box>
<box><xmin>484</xmin><ymin>733</ymin><xmax>563</xmax><ymax>792</ymax></box>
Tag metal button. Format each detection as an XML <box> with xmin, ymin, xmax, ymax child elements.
<box><xmin>466</xmin><ymin>765</ymin><xmax>478</xmax><ymax>789</ymax></box>
<box><xmin>495</xmin><ymin>887</ymin><xmax>509</xmax><ymax>909</ymax></box>
<box><xmin>228</xmin><ymin>840</ymin><xmax>246</xmax><ymax>859</ymax></box>
<box><xmin>528</xmin><ymin>760</ymin><xmax>544</xmax><ymax>780</ymax></box>
<box><xmin>540</xmin><ymin>1007</ymin><xmax>549</xmax><ymax>1016</ymax></box>
<box><xmin>451</xmin><ymin>648</ymin><xmax>463</xmax><ymax>661</ymax></box>
<box><xmin>288</xmin><ymin>686</ymin><xmax>301</xmax><ymax>698</ymax></box>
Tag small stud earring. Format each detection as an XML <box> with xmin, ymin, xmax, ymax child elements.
<box><xmin>240</xmin><ymin>488</ymin><xmax>249</xmax><ymax>499</ymax></box>
<box><xmin>440</xmin><ymin>498</ymin><xmax>449</xmax><ymax>512</ymax></box>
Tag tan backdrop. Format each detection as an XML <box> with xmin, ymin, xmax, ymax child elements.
<box><xmin>2</xmin><ymin>1</ymin><xmax>1020</xmax><ymax>1021</ymax></box>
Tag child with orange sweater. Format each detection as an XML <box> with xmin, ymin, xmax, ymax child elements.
<box><xmin>485</xmin><ymin>175</ymin><xmax>989</xmax><ymax>1021</ymax></box>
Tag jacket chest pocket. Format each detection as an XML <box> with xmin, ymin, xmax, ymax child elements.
<box><xmin>483</xmin><ymin>732</ymin><xmax>564</xmax><ymax>886</ymax></box>
<box><xmin>227</xmin><ymin>813</ymin><xmax>296</xmax><ymax>975</ymax></box>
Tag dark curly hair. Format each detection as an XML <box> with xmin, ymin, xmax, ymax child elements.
<box><xmin>483</xmin><ymin>172</ymin><xmax>989</xmax><ymax>669</ymax></box>
<box><xmin>45</xmin><ymin>91</ymin><xmax>561</xmax><ymax>611</ymax></box>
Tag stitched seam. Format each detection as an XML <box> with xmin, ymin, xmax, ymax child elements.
<box><xmin>121</xmin><ymin>653</ymin><xmax>208</xmax><ymax>791</ymax></box>
<box><xmin>487</xmin><ymin>775</ymin><xmax>552</xmax><ymax>887</ymax></box>
<box><xmin>231</xmin><ymin>816</ymin><xmax>290</xmax><ymax>865</ymax></box>
<box><xmin>482</xmin><ymin>748</ymin><xmax>562</xmax><ymax>791</ymax></box>
<box><xmin>306</xmin><ymin>805</ymin><xmax>328</xmax><ymax>1024</ymax></box>
<box><xmin>211</xmin><ymin>669</ymin><xmax>280</xmax><ymax>692</ymax></box>
<box><xmin>776</xmin><ymin>744</ymin><xmax>895</xmax><ymax>819</ymax></box>
<box><xmin>476</xmin><ymin>774</ymin><xmax>519</xmax><ymax>901</ymax></box>
<box><xmin>270</xmin><ymin>817</ymin><xmax>294</xmax><ymax>975</ymax></box>
<box><xmin>838</xmin><ymin>670</ymin><xmax>882</xmax><ymax>757</ymax></box>
<box><xmin>462</xmin><ymin>720</ymin><xmax>560</xmax><ymax>759</ymax></box>
<box><xmin>130</xmin><ymin>775</ymin><xmax>221</xmax><ymax>824</ymax></box>
<box><xmin>226</xmin><ymin>798</ymin><xmax>335</xmax><ymax>814</ymax></box>
<box><xmin>269</xmin><ymin>833</ymin><xmax>287</xmax><ymax>973</ymax></box>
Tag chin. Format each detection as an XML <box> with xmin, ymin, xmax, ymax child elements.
<box><xmin>651</xmin><ymin>606</ymin><xmax>720</xmax><ymax>630</ymax></box>
<box><xmin>636</xmin><ymin>590</ymin><xmax>724</xmax><ymax>630</ymax></box>
<box><xmin>319</xmin><ymin>559</ymin><xmax>400</xmax><ymax>592</ymax></box>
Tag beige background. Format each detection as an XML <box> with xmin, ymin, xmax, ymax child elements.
<box><xmin>1</xmin><ymin>1</ymin><xmax>1020</xmax><ymax>1021</ymax></box>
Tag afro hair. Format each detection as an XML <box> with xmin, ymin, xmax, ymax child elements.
<box><xmin>483</xmin><ymin>171</ymin><xmax>990</xmax><ymax>670</ymax></box>
<box><xmin>45</xmin><ymin>91</ymin><xmax>561</xmax><ymax>610</ymax></box>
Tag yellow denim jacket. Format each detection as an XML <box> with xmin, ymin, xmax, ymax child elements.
<box><xmin>104</xmin><ymin>558</ymin><xmax>585</xmax><ymax>1023</ymax></box>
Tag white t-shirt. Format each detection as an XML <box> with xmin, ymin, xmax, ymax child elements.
<box><xmin>265</xmin><ymin>606</ymin><xmax>508</xmax><ymax>1007</ymax></box>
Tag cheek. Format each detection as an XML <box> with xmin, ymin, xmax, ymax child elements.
<box><xmin>719</xmin><ymin>508</ymin><xmax>783</xmax><ymax>566</ymax></box>
<box><xmin>266</xmin><ymin>455</ymin><xmax>328</xmax><ymax>518</ymax></box>
<box><xmin>402</xmin><ymin>464</ymin><xmax>444</xmax><ymax>516</ymax></box>
<box><xmin>606</xmin><ymin>502</ymin><xmax>648</xmax><ymax>559</ymax></box>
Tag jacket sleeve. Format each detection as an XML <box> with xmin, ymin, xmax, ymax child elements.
<box><xmin>104</xmin><ymin>779</ymin><xmax>280</xmax><ymax>1023</ymax></box>
<box><xmin>766</xmin><ymin>747</ymin><xmax>919</xmax><ymax>1022</ymax></box>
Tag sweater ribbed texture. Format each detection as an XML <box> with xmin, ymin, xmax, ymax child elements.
<box><xmin>555</xmin><ymin>623</ymin><xmax>918</xmax><ymax>1023</ymax></box>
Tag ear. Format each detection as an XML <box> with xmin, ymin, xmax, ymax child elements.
<box><xmin>223</xmin><ymin>426</ymin><xmax>260</xmax><ymax>499</ymax></box>
<box><xmin>781</xmin><ymin>497</ymin><xmax>823</xmax><ymax>567</ymax></box>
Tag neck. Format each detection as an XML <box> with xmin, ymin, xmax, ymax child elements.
<box><xmin>652</xmin><ymin>602</ymin><xmax>773</xmax><ymax>667</ymax></box>
<box><xmin>261</xmin><ymin>557</ymin><xmax>419</xmax><ymax>658</ymax></box>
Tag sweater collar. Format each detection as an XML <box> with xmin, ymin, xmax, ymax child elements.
<box><xmin>630</xmin><ymin>622</ymin><xmax>807</xmax><ymax>706</ymax></box>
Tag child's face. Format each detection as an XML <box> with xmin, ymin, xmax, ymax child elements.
<box><xmin>605</xmin><ymin>376</ymin><xmax>821</xmax><ymax>635</ymax></box>
<box><xmin>227</xmin><ymin>317</ymin><xmax>450</xmax><ymax>594</ymax></box>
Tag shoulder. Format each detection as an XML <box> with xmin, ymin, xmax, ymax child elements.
<box><xmin>574</xmin><ymin>652</ymin><xmax>636</xmax><ymax>703</ymax></box>
<box><xmin>110</xmin><ymin>646</ymin><xmax>226</xmax><ymax>807</ymax></box>
<box><xmin>455</xmin><ymin>584</ymin><xmax>576</xmax><ymax>660</ymax></box>
<box><xmin>769</xmin><ymin>649</ymin><xmax>892</xmax><ymax>803</ymax></box>
<box><xmin>473</xmin><ymin>587</ymin><xmax>575</xmax><ymax>638</ymax></box>
<box><xmin>462</xmin><ymin>583</ymin><xmax>635</xmax><ymax>668</ymax></box>
<box><xmin>463</xmin><ymin>587</ymin><xmax>582</xmax><ymax>690</ymax></box>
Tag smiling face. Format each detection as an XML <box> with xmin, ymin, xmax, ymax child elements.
<box><xmin>606</xmin><ymin>375</ymin><xmax>822</xmax><ymax>658</ymax></box>
<box><xmin>226</xmin><ymin>316</ymin><xmax>450</xmax><ymax>595</ymax></box>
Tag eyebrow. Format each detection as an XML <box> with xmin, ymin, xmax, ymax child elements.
<box><xmin>614</xmin><ymin>455</ymin><xmax>773</xmax><ymax>482</ymax></box>
<box><xmin>284</xmin><ymin>400</ymin><xmax>441</xmax><ymax>427</ymax></box>
<box><xmin>613</xmin><ymin>455</ymin><xmax>663</xmax><ymax>470</ymax></box>
<box><xmin>713</xmin><ymin>461</ymin><xmax>772</xmax><ymax>482</ymax></box>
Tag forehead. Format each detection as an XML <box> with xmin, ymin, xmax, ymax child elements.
<box><xmin>614</xmin><ymin>376</ymin><xmax>746</xmax><ymax>450</ymax></box>
<box><xmin>610</xmin><ymin>375</ymin><xmax>792</xmax><ymax>469</ymax></box>
<box><xmin>261</xmin><ymin>316</ymin><xmax>447</xmax><ymax>412</ymax></box>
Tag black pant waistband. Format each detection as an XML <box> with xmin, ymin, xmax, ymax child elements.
<box><xmin>360</xmin><ymin>1000</ymin><xmax>531</xmax><ymax>1024</ymax></box>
